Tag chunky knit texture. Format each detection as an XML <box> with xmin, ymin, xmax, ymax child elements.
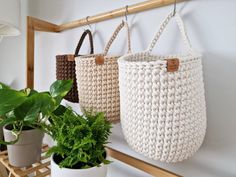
<box><xmin>56</xmin><ymin>55</ymin><xmax>78</xmax><ymax>103</ymax></box>
<box><xmin>56</xmin><ymin>29</ymin><xmax>94</xmax><ymax>103</ymax></box>
<box><xmin>118</xmin><ymin>12</ymin><xmax>207</xmax><ymax>162</ymax></box>
<box><xmin>75</xmin><ymin>21</ymin><xmax>131</xmax><ymax>123</ymax></box>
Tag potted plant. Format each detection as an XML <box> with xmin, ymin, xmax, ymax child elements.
<box><xmin>0</xmin><ymin>80</ymin><xmax>73</xmax><ymax>167</ymax></box>
<box><xmin>46</xmin><ymin>107</ymin><xmax>112</xmax><ymax>177</ymax></box>
<box><xmin>0</xmin><ymin>83</ymin><xmax>10</xmax><ymax>143</ymax></box>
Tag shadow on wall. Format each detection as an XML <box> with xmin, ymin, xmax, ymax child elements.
<box><xmin>92</xmin><ymin>27</ymin><xmax>105</xmax><ymax>53</ymax></box>
<box><xmin>178</xmin><ymin>153</ymin><xmax>236</xmax><ymax>177</ymax></box>
<box><xmin>187</xmin><ymin>52</ymin><xmax>236</xmax><ymax>177</ymax></box>
<box><xmin>202</xmin><ymin>52</ymin><xmax>236</xmax><ymax>149</ymax></box>
<box><xmin>170</xmin><ymin>52</ymin><xmax>236</xmax><ymax>177</ymax></box>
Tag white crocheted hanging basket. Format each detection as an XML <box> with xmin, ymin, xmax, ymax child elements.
<box><xmin>118</xmin><ymin>12</ymin><xmax>207</xmax><ymax>163</ymax></box>
<box><xmin>75</xmin><ymin>21</ymin><xmax>131</xmax><ymax>123</ymax></box>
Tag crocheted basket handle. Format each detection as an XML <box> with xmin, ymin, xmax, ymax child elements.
<box><xmin>146</xmin><ymin>12</ymin><xmax>194</xmax><ymax>54</ymax></box>
<box><xmin>74</xmin><ymin>29</ymin><xmax>94</xmax><ymax>56</ymax></box>
<box><xmin>104</xmin><ymin>20</ymin><xmax>131</xmax><ymax>55</ymax></box>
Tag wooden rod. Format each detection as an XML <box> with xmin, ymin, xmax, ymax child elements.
<box><xmin>106</xmin><ymin>147</ymin><xmax>182</xmax><ymax>177</ymax></box>
<box><xmin>26</xmin><ymin>17</ymin><xmax>35</xmax><ymax>88</ymax></box>
<box><xmin>30</xmin><ymin>17</ymin><xmax>59</xmax><ymax>32</ymax></box>
<box><xmin>57</xmin><ymin>0</ymin><xmax>185</xmax><ymax>32</ymax></box>
<box><xmin>26</xmin><ymin>17</ymin><xmax>59</xmax><ymax>88</ymax></box>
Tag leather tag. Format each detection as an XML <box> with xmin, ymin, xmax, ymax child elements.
<box><xmin>67</xmin><ymin>54</ymin><xmax>75</xmax><ymax>61</ymax></box>
<box><xmin>166</xmin><ymin>58</ymin><xmax>179</xmax><ymax>72</ymax></box>
<box><xmin>95</xmin><ymin>56</ymin><xmax>104</xmax><ymax>65</ymax></box>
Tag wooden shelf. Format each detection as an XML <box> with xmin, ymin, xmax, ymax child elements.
<box><xmin>0</xmin><ymin>145</ymin><xmax>50</xmax><ymax>177</ymax></box>
<box><xmin>0</xmin><ymin>145</ymin><xmax>181</xmax><ymax>177</ymax></box>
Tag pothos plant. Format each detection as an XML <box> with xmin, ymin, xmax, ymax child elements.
<box><xmin>46</xmin><ymin>107</ymin><xmax>112</xmax><ymax>169</ymax></box>
<box><xmin>0</xmin><ymin>80</ymin><xmax>73</xmax><ymax>145</ymax></box>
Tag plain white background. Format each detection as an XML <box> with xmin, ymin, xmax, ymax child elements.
<box><xmin>0</xmin><ymin>0</ymin><xmax>236</xmax><ymax>176</ymax></box>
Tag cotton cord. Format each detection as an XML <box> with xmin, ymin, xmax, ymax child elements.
<box><xmin>118</xmin><ymin>12</ymin><xmax>206</xmax><ymax>162</ymax></box>
<box><xmin>75</xmin><ymin>21</ymin><xmax>132</xmax><ymax>123</ymax></box>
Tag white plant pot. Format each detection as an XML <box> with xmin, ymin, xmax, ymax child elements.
<box><xmin>51</xmin><ymin>154</ymin><xmax>108</xmax><ymax>177</ymax></box>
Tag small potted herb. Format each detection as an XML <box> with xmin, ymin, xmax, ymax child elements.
<box><xmin>46</xmin><ymin>107</ymin><xmax>112</xmax><ymax>177</ymax></box>
<box><xmin>0</xmin><ymin>80</ymin><xmax>72</xmax><ymax>167</ymax></box>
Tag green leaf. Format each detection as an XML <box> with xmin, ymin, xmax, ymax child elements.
<box><xmin>52</xmin><ymin>96</ymin><xmax>64</xmax><ymax>107</ymax></box>
<box><xmin>14</xmin><ymin>97</ymin><xmax>39</xmax><ymax>122</ymax></box>
<box><xmin>103</xmin><ymin>159</ymin><xmax>111</xmax><ymax>164</ymax></box>
<box><xmin>0</xmin><ymin>135</ymin><xmax>19</xmax><ymax>145</ymax></box>
<box><xmin>37</xmin><ymin>93</ymin><xmax>56</xmax><ymax>116</ymax></box>
<box><xmin>53</xmin><ymin>105</ymin><xmax>67</xmax><ymax>116</ymax></box>
<box><xmin>47</xmin><ymin>108</ymin><xmax>112</xmax><ymax>168</ymax></box>
<box><xmin>0</xmin><ymin>115</ymin><xmax>17</xmax><ymax>126</ymax></box>
<box><xmin>0</xmin><ymin>89</ymin><xmax>27</xmax><ymax>116</ymax></box>
<box><xmin>0</xmin><ymin>82</ymin><xmax>10</xmax><ymax>89</ymax></box>
<box><xmin>14</xmin><ymin>92</ymin><xmax>55</xmax><ymax>122</ymax></box>
<box><xmin>22</xmin><ymin>88</ymin><xmax>38</xmax><ymax>96</ymax></box>
<box><xmin>49</xmin><ymin>80</ymin><xmax>73</xmax><ymax>98</ymax></box>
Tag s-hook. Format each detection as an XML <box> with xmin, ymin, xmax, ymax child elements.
<box><xmin>173</xmin><ymin>0</ymin><xmax>177</xmax><ymax>16</ymax></box>
<box><xmin>124</xmin><ymin>5</ymin><xmax>128</xmax><ymax>22</ymax></box>
<box><xmin>85</xmin><ymin>16</ymin><xmax>92</xmax><ymax>31</ymax></box>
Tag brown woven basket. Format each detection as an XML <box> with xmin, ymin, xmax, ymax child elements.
<box><xmin>56</xmin><ymin>29</ymin><xmax>94</xmax><ymax>103</ymax></box>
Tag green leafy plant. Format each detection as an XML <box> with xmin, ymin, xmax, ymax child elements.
<box><xmin>0</xmin><ymin>80</ymin><xmax>73</xmax><ymax>145</ymax></box>
<box><xmin>46</xmin><ymin>107</ymin><xmax>112</xmax><ymax>169</ymax></box>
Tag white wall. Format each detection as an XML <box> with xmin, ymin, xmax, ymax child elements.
<box><xmin>1</xmin><ymin>0</ymin><xmax>236</xmax><ymax>177</ymax></box>
<box><xmin>0</xmin><ymin>0</ymin><xmax>28</xmax><ymax>89</ymax></box>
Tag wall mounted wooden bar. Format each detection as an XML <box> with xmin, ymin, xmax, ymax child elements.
<box><xmin>57</xmin><ymin>0</ymin><xmax>185</xmax><ymax>32</ymax></box>
<box><xmin>26</xmin><ymin>17</ymin><xmax>59</xmax><ymax>88</ymax></box>
<box><xmin>26</xmin><ymin>0</ymin><xmax>185</xmax><ymax>176</ymax></box>
<box><xmin>106</xmin><ymin>147</ymin><xmax>182</xmax><ymax>177</ymax></box>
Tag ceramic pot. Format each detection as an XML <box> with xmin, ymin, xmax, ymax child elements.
<box><xmin>51</xmin><ymin>154</ymin><xmax>108</xmax><ymax>177</ymax></box>
<box><xmin>3</xmin><ymin>125</ymin><xmax>44</xmax><ymax>167</ymax></box>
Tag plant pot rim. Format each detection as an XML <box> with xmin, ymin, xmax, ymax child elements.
<box><xmin>51</xmin><ymin>153</ymin><xmax>106</xmax><ymax>171</ymax></box>
<box><xmin>3</xmin><ymin>125</ymin><xmax>38</xmax><ymax>132</ymax></box>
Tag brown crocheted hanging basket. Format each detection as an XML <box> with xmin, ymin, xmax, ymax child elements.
<box><xmin>56</xmin><ymin>29</ymin><xmax>94</xmax><ymax>103</ymax></box>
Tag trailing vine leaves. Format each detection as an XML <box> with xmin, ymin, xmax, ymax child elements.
<box><xmin>0</xmin><ymin>80</ymin><xmax>73</xmax><ymax>145</ymax></box>
<box><xmin>0</xmin><ymin>82</ymin><xmax>10</xmax><ymax>89</ymax></box>
<box><xmin>0</xmin><ymin>89</ymin><xmax>27</xmax><ymax>116</ymax></box>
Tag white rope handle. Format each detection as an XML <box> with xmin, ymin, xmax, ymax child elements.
<box><xmin>146</xmin><ymin>12</ymin><xmax>193</xmax><ymax>53</ymax></box>
<box><xmin>104</xmin><ymin>20</ymin><xmax>131</xmax><ymax>55</ymax></box>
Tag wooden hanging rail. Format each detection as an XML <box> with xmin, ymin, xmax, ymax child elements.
<box><xmin>57</xmin><ymin>0</ymin><xmax>185</xmax><ymax>32</ymax></box>
<box><xmin>106</xmin><ymin>147</ymin><xmax>182</xmax><ymax>177</ymax></box>
<box><xmin>26</xmin><ymin>0</ymin><xmax>186</xmax><ymax>176</ymax></box>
